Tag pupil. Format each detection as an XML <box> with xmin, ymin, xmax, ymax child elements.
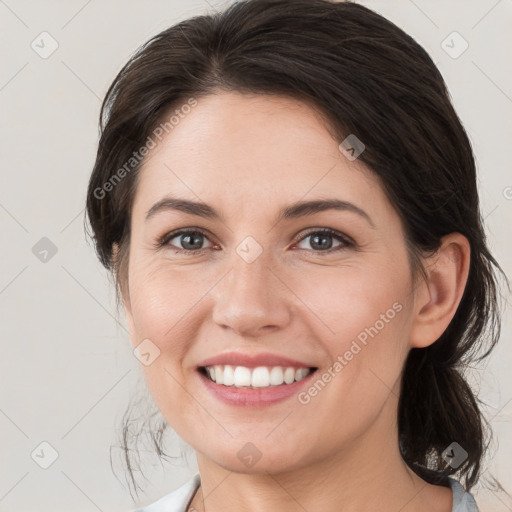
<box><xmin>311</xmin><ymin>234</ymin><xmax>332</xmax><ymax>250</ymax></box>
<box><xmin>182</xmin><ymin>232</ymin><xmax>202</xmax><ymax>250</ymax></box>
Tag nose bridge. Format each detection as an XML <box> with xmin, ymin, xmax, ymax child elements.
<box><xmin>211</xmin><ymin>237</ymin><xmax>290</xmax><ymax>335</ymax></box>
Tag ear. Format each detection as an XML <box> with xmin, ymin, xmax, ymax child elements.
<box><xmin>409</xmin><ymin>233</ymin><xmax>470</xmax><ymax>349</ymax></box>
<box><xmin>112</xmin><ymin>243</ymin><xmax>136</xmax><ymax>338</ymax></box>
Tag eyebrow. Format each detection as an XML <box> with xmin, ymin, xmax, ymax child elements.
<box><xmin>145</xmin><ymin>196</ymin><xmax>375</xmax><ymax>228</ymax></box>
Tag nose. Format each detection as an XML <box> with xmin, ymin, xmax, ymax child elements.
<box><xmin>211</xmin><ymin>248</ymin><xmax>292</xmax><ymax>337</ymax></box>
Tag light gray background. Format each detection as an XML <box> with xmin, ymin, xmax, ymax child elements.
<box><xmin>0</xmin><ymin>1</ymin><xmax>511</xmax><ymax>511</ymax></box>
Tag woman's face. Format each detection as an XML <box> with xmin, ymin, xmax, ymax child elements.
<box><xmin>124</xmin><ymin>92</ymin><xmax>418</xmax><ymax>474</ymax></box>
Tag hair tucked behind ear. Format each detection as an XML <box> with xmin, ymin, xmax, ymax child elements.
<box><xmin>399</xmin><ymin>351</ymin><xmax>487</xmax><ymax>487</ymax></box>
<box><xmin>85</xmin><ymin>0</ymin><xmax>508</xmax><ymax>497</ymax></box>
<box><xmin>398</xmin><ymin>226</ymin><xmax>504</xmax><ymax>489</ymax></box>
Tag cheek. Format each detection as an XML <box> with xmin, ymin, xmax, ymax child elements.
<box><xmin>290</xmin><ymin>259</ymin><xmax>409</xmax><ymax>342</ymax></box>
<box><xmin>289</xmin><ymin>259</ymin><xmax>411</xmax><ymax>400</ymax></box>
<box><xmin>127</xmin><ymin>262</ymin><xmax>213</xmax><ymax>428</ymax></box>
<box><xmin>128</xmin><ymin>259</ymin><xmax>209</xmax><ymax>346</ymax></box>
<box><xmin>288</xmin><ymin>268</ymin><xmax>410</xmax><ymax>445</ymax></box>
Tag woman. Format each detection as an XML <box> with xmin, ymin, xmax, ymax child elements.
<box><xmin>86</xmin><ymin>1</ymin><xmax>506</xmax><ymax>510</ymax></box>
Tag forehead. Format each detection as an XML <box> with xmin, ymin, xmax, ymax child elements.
<box><xmin>132</xmin><ymin>92</ymin><xmax>387</xmax><ymax>220</ymax></box>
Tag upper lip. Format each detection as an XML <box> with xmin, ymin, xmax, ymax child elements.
<box><xmin>198</xmin><ymin>351</ymin><xmax>317</xmax><ymax>369</ymax></box>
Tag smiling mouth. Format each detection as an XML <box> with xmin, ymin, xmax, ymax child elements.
<box><xmin>198</xmin><ymin>365</ymin><xmax>318</xmax><ymax>389</ymax></box>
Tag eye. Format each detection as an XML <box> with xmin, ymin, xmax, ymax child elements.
<box><xmin>294</xmin><ymin>228</ymin><xmax>354</xmax><ymax>253</ymax></box>
<box><xmin>156</xmin><ymin>227</ymin><xmax>354</xmax><ymax>255</ymax></box>
<box><xmin>157</xmin><ymin>229</ymin><xmax>214</xmax><ymax>254</ymax></box>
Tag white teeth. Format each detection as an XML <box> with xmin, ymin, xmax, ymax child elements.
<box><xmin>214</xmin><ymin>365</ymin><xmax>224</xmax><ymax>384</ymax></box>
<box><xmin>204</xmin><ymin>365</ymin><xmax>314</xmax><ymax>388</ymax></box>
<box><xmin>251</xmin><ymin>367</ymin><xmax>269</xmax><ymax>388</ymax></box>
<box><xmin>295</xmin><ymin>368</ymin><xmax>309</xmax><ymax>381</ymax></box>
<box><xmin>233</xmin><ymin>366</ymin><xmax>251</xmax><ymax>386</ymax></box>
<box><xmin>223</xmin><ymin>365</ymin><xmax>235</xmax><ymax>386</ymax></box>
<box><xmin>269</xmin><ymin>366</ymin><xmax>284</xmax><ymax>385</ymax></box>
<box><xmin>283</xmin><ymin>367</ymin><xmax>295</xmax><ymax>384</ymax></box>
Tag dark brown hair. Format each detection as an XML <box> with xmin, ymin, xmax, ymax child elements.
<box><xmin>86</xmin><ymin>0</ymin><xmax>507</xmax><ymax>498</ymax></box>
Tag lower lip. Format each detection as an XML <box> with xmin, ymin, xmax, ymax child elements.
<box><xmin>197</xmin><ymin>368</ymin><xmax>318</xmax><ymax>407</ymax></box>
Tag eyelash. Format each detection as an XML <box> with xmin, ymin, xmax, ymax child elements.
<box><xmin>155</xmin><ymin>227</ymin><xmax>355</xmax><ymax>255</ymax></box>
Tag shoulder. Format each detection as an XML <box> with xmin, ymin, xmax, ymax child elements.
<box><xmin>127</xmin><ymin>473</ymin><xmax>478</xmax><ymax>512</ymax></box>
<box><xmin>447</xmin><ymin>477</ymin><xmax>479</xmax><ymax>512</ymax></box>
<box><xmin>128</xmin><ymin>473</ymin><xmax>201</xmax><ymax>512</ymax></box>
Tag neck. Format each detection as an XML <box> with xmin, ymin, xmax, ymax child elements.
<box><xmin>188</xmin><ymin>400</ymin><xmax>452</xmax><ymax>512</ymax></box>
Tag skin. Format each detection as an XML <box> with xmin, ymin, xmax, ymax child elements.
<box><xmin>120</xmin><ymin>91</ymin><xmax>470</xmax><ymax>512</ymax></box>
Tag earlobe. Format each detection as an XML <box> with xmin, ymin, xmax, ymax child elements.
<box><xmin>120</xmin><ymin>284</ymin><xmax>136</xmax><ymax>344</ymax></box>
<box><xmin>409</xmin><ymin>233</ymin><xmax>470</xmax><ymax>349</ymax></box>
<box><xmin>112</xmin><ymin>242</ymin><xmax>134</xmax><ymax>332</ymax></box>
